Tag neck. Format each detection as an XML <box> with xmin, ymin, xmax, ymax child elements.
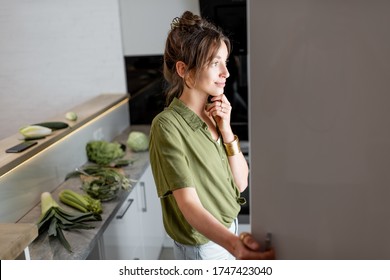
<box><xmin>179</xmin><ymin>90</ymin><xmax>209</xmax><ymax>117</ymax></box>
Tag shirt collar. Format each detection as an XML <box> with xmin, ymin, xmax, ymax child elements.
<box><xmin>169</xmin><ymin>97</ymin><xmax>205</xmax><ymax>131</ymax></box>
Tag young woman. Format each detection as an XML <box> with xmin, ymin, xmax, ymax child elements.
<box><xmin>149</xmin><ymin>11</ymin><xmax>275</xmax><ymax>260</ymax></box>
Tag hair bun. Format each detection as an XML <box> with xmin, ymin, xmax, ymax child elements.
<box><xmin>170</xmin><ymin>11</ymin><xmax>203</xmax><ymax>30</ymax></box>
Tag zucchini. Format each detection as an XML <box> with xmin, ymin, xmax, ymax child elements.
<box><xmin>32</xmin><ymin>121</ymin><xmax>69</xmax><ymax>130</ymax></box>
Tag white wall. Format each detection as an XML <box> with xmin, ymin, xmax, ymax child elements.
<box><xmin>119</xmin><ymin>0</ymin><xmax>200</xmax><ymax>55</ymax></box>
<box><xmin>0</xmin><ymin>0</ymin><xmax>200</xmax><ymax>140</ymax></box>
<box><xmin>249</xmin><ymin>0</ymin><xmax>390</xmax><ymax>259</ymax></box>
<box><xmin>0</xmin><ymin>0</ymin><xmax>126</xmax><ymax>140</ymax></box>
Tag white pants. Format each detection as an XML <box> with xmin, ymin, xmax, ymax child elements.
<box><xmin>173</xmin><ymin>218</ymin><xmax>238</xmax><ymax>260</ymax></box>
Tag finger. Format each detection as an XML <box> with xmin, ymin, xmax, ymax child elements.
<box><xmin>206</xmin><ymin>102</ymin><xmax>220</xmax><ymax>113</ymax></box>
<box><xmin>215</xmin><ymin>106</ymin><xmax>225</xmax><ymax>115</ymax></box>
<box><xmin>220</xmin><ymin>94</ymin><xmax>231</xmax><ymax>105</ymax></box>
<box><xmin>209</xmin><ymin>94</ymin><xmax>223</xmax><ymax>102</ymax></box>
<box><xmin>261</xmin><ymin>248</ymin><xmax>276</xmax><ymax>260</ymax></box>
<box><xmin>242</xmin><ymin>248</ymin><xmax>276</xmax><ymax>260</ymax></box>
<box><xmin>210</xmin><ymin>94</ymin><xmax>229</xmax><ymax>105</ymax></box>
<box><xmin>243</xmin><ymin>235</ymin><xmax>261</xmax><ymax>251</ymax></box>
<box><xmin>219</xmin><ymin>104</ymin><xmax>231</xmax><ymax>114</ymax></box>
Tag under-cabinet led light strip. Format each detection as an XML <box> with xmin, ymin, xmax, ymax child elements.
<box><xmin>0</xmin><ymin>97</ymin><xmax>129</xmax><ymax>179</ymax></box>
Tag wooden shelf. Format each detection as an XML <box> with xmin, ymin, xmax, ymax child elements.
<box><xmin>0</xmin><ymin>93</ymin><xmax>129</xmax><ymax>176</ymax></box>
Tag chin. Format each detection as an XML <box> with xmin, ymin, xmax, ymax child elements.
<box><xmin>212</xmin><ymin>89</ymin><xmax>225</xmax><ymax>95</ymax></box>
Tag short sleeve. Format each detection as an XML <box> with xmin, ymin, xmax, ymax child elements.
<box><xmin>149</xmin><ymin>117</ymin><xmax>194</xmax><ymax>197</ymax></box>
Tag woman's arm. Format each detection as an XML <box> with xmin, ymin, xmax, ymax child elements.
<box><xmin>173</xmin><ymin>187</ymin><xmax>274</xmax><ymax>259</ymax></box>
<box><xmin>219</xmin><ymin>129</ymin><xmax>249</xmax><ymax>192</ymax></box>
<box><xmin>225</xmin><ymin>142</ymin><xmax>249</xmax><ymax>192</ymax></box>
<box><xmin>208</xmin><ymin>94</ymin><xmax>249</xmax><ymax>192</ymax></box>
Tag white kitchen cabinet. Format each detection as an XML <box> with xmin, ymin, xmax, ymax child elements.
<box><xmin>137</xmin><ymin>165</ymin><xmax>165</xmax><ymax>259</ymax></box>
<box><xmin>102</xmin><ymin>164</ymin><xmax>164</xmax><ymax>260</ymax></box>
<box><xmin>102</xmin><ymin>183</ymin><xmax>143</xmax><ymax>260</ymax></box>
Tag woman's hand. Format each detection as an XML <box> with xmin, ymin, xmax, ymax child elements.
<box><xmin>205</xmin><ymin>95</ymin><xmax>248</xmax><ymax>192</ymax></box>
<box><xmin>206</xmin><ymin>94</ymin><xmax>232</xmax><ymax>135</ymax></box>
<box><xmin>233</xmin><ymin>232</ymin><xmax>276</xmax><ymax>260</ymax></box>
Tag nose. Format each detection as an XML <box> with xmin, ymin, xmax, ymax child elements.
<box><xmin>221</xmin><ymin>64</ymin><xmax>230</xmax><ymax>79</ymax></box>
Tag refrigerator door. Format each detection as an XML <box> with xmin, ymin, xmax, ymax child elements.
<box><xmin>249</xmin><ymin>0</ymin><xmax>390</xmax><ymax>259</ymax></box>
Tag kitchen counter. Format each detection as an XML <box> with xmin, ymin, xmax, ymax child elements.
<box><xmin>0</xmin><ymin>223</ymin><xmax>38</xmax><ymax>260</ymax></box>
<box><xmin>16</xmin><ymin>125</ymin><xmax>151</xmax><ymax>260</ymax></box>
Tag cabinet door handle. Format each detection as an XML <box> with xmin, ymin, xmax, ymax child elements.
<box><xmin>116</xmin><ymin>198</ymin><xmax>134</xmax><ymax>219</ymax></box>
<box><xmin>140</xmin><ymin>182</ymin><xmax>147</xmax><ymax>212</ymax></box>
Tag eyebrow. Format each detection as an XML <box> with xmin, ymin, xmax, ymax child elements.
<box><xmin>213</xmin><ymin>55</ymin><xmax>225</xmax><ymax>60</ymax></box>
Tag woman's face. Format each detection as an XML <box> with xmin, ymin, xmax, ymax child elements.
<box><xmin>193</xmin><ymin>41</ymin><xmax>230</xmax><ymax>97</ymax></box>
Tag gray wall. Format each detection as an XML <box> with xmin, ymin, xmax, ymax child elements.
<box><xmin>249</xmin><ymin>0</ymin><xmax>390</xmax><ymax>259</ymax></box>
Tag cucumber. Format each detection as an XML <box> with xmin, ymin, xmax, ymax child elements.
<box><xmin>32</xmin><ymin>122</ymin><xmax>69</xmax><ymax>130</ymax></box>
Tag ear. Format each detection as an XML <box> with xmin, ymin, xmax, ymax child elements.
<box><xmin>175</xmin><ymin>61</ymin><xmax>187</xmax><ymax>78</ymax></box>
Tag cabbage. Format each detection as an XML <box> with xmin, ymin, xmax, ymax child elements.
<box><xmin>127</xmin><ymin>131</ymin><xmax>149</xmax><ymax>152</ymax></box>
<box><xmin>86</xmin><ymin>140</ymin><xmax>125</xmax><ymax>165</ymax></box>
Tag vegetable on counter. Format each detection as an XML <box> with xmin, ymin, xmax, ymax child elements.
<box><xmin>127</xmin><ymin>131</ymin><xmax>149</xmax><ymax>152</ymax></box>
<box><xmin>37</xmin><ymin>192</ymin><xmax>99</xmax><ymax>252</ymax></box>
<box><xmin>86</xmin><ymin>140</ymin><xmax>125</xmax><ymax>166</ymax></box>
<box><xmin>59</xmin><ymin>189</ymin><xmax>103</xmax><ymax>220</ymax></box>
<box><xmin>19</xmin><ymin>125</ymin><xmax>52</xmax><ymax>139</ymax></box>
<box><xmin>65</xmin><ymin>111</ymin><xmax>78</xmax><ymax>121</ymax></box>
<box><xmin>66</xmin><ymin>165</ymin><xmax>133</xmax><ymax>201</ymax></box>
<box><xmin>32</xmin><ymin>122</ymin><xmax>69</xmax><ymax>130</ymax></box>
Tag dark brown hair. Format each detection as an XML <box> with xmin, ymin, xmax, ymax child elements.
<box><xmin>163</xmin><ymin>11</ymin><xmax>231</xmax><ymax>105</ymax></box>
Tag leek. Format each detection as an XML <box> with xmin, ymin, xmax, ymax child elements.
<box><xmin>37</xmin><ymin>192</ymin><xmax>99</xmax><ymax>252</ymax></box>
